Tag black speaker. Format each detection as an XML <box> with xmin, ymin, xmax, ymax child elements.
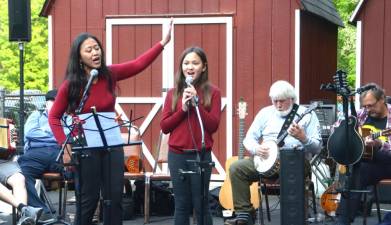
<box><xmin>8</xmin><ymin>0</ymin><xmax>31</xmax><ymax>42</ymax></box>
<box><xmin>280</xmin><ymin>149</ymin><xmax>305</xmax><ymax>225</ymax></box>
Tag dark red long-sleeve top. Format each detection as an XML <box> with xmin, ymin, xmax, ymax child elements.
<box><xmin>49</xmin><ymin>42</ymin><xmax>163</xmax><ymax>144</ymax></box>
<box><xmin>160</xmin><ymin>85</ymin><xmax>221</xmax><ymax>153</ymax></box>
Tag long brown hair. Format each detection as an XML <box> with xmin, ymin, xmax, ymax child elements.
<box><xmin>65</xmin><ymin>33</ymin><xmax>114</xmax><ymax>113</ymax></box>
<box><xmin>171</xmin><ymin>46</ymin><xmax>212</xmax><ymax>111</ymax></box>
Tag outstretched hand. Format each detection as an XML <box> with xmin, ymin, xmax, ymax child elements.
<box><xmin>160</xmin><ymin>18</ymin><xmax>173</xmax><ymax>47</ymax></box>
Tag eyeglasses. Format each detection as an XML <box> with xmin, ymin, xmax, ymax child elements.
<box><xmin>362</xmin><ymin>99</ymin><xmax>379</xmax><ymax>108</ymax></box>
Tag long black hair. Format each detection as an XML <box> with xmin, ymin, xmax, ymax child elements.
<box><xmin>171</xmin><ymin>46</ymin><xmax>211</xmax><ymax>111</ymax></box>
<box><xmin>65</xmin><ymin>32</ymin><xmax>114</xmax><ymax>113</ymax></box>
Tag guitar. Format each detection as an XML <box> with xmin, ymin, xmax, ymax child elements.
<box><xmin>320</xmin><ymin>164</ymin><xmax>346</xmax><ymax>216</ymax></box>
<box><xmin>219</xmin><ymin>99</ymin><xmax>260</xmax><ymax>211</ymax></box>
<box><xmin>360</xmin><ymin>125</ymin><xmax>391</xmax><ymax>161</ymax></box>
<box><xmin>254</xmin><ymin>101</ymin><xmax>319</xmax><ymax>177</ymax></box>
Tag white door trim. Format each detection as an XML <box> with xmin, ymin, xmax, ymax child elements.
<box><xmin>106</xmin><ymin>17</ymin><xmax>233</xmax><ymax>180</ymax></box>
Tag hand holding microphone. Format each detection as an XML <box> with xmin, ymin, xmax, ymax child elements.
<box><xmin>182</xmin><ymin>76</ymin><xmax>198</xmax><ymax>111</ymax></box>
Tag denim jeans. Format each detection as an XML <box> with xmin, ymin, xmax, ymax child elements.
<box><xmin>18</xmin><ymin>145</ymin><xmax>62</xmax><ymax>213</ymax></box>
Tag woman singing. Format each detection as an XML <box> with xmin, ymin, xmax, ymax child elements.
<box><xmin>160</xmin><ymin>46</ymin><xmax>222</xmax><ymax>225</ymax></box>
<box><xmin>48</xmin><ymin>21</ymin><xmax>172</xmax><ymax>225</ymax></box>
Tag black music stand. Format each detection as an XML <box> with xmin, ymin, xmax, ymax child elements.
<box><xmin>60</xmin><ymin>109</ymin><xmax>142</xmax><ymax>225</ymax></box>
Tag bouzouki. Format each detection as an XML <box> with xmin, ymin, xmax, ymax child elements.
<box><xmin>254</xmin><ymin>101</ymin><xmax>319</xmax><ymax>177</ymax></box>
<box><xmin>219</xmin><ymin>99</ymin><xmax>260</xmax><ymax>211</ymax></box>
<box><xmin>327</xmin><ymin>116</ymin><xmax>364</xmax><ymax>165</ymax></box>
<box><xmin>360</xmin><ymin>125</ymin><xmax>391</xmax><ymax>161</ymax></box>
<box><xmin>327</xmin><ymin>70</ymin><xmax>364</xmax><ymax>165</ymax></box>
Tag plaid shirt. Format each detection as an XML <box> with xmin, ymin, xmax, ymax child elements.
<box><xmin>356</xmin><ymin>103</ymin><xmax>391</xmax><ymax>152</ymax></box>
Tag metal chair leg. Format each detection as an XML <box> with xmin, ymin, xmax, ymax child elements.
<box><xmin>258</xmin><ymin>184</ymin><xmax>264</xmax><ymax>225</ymax></box>
<box><xmin>41</xmin><ymin>179</ymin><xmax>72</xmax><ymax>225</ymax></box>
<box><xmin>262</xmin><ymin>182</ymin><xmax>271</xmax><ymax>222</ymax></box>
<box><xmin>374</xmin><ymin>184</ymin><xmax>381</xmax><ymax>223</ymax></box>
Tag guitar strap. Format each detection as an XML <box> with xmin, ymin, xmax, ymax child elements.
<box><xmin>277</xmin><ymin>103</ymin><xmax>299</xmax><ymax>147</ymax></box>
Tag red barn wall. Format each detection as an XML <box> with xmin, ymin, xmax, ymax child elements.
<box><xmin>45</xmin><ymin>0</ymin><xmax>338</xmax><ymax>176</ymax></box>
<box><xmin>356</xmin><ymin>0</ymin><xmax>391</xmax><ymax>92</ymax></box>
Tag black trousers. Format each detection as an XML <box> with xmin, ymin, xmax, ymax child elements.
<box><xmin>74</xmin><ymin>147</ymin><xmax>124</xmax><ymax>225</ymax></box>
<box><xmin>337</xmin><ymin>150</ymin><xmax>391</xmax><ymax>223</ymax></box>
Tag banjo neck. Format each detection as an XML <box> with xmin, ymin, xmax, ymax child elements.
<box><xmin>276</xmin><ymin>102</ymin><xmax>319</xmax><ymax>147</ymax></box>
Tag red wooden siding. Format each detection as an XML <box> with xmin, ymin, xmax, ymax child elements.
<box><xmin>355</xmin><ymin>0</ymin><xmax>391</xmax><ymax>91</ymax></box>
<box><xmin>300</xmin><ymin>11</ymin><xmax>338</xmax><ymax>104</ymax></box>
<box><xmin>44</xmin><ymin>0</ymin><xmax>339</xmax><ymax>175</ymax></box>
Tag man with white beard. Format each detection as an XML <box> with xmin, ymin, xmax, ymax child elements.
<box><xmin>224</xmin><ymin>80</ymin><xmax>322</xmax><ymax>225</ymax></box>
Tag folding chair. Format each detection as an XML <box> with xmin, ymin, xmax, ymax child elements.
<box><xmin>144</xmin><ymin>131</ymin><xmax>171</xmax><ymax>224</ymax></box>
<box><xmin>40</xmin><ymin>172</ymin><xmax>72</xmax><ymax>225</ymax></box>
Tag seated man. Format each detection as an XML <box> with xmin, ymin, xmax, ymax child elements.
<box><xmin>334</xmin><ymin>83</ymin><xmax>391</xmax><ymax>225</ymax></box>
<box><xmin>225</xmin><ymin>80</ymin><xmax>322</xmax><ymax>225</ymax></box>
<box><xmin>17</xmin><ymin>89</ymin><xmax>63</xmax><ymax>222</ymax></box>
<box><xmin>0</xmin><ymin>160</ymin><xmax>43</xmax><ymax>225</ymax></box>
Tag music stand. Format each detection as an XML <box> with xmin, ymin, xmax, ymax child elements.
<box><xmin>60</xmin><ymin>109</ymin><xmax>142</xmax><ymax>225</ymax></box>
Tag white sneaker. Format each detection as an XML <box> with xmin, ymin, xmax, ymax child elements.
<box><xmin>17</xmin><ymin>206</ymin><xmax>43</xmax><ymax>225</ymax></box>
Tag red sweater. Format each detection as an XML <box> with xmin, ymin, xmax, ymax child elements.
<box><xmin>49</xmin><ymin>42</ymin><xmax>163</xmax><ymax>144</ymax></box>
<box><xmin>160</xmin><ymin>85</ymin><xmax>221</xmax><ymax>153</ymax></box>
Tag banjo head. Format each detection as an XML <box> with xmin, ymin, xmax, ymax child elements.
<box><xmin>254</xmin><ymin>140</ymin><xmax>279</xmax><ymax>174</ymax></box>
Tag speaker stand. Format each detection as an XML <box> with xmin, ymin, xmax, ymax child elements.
<box><xmin>18</xmin><ymin>42</ymin><xmax>25</xmax><ymax>148</ymax></box>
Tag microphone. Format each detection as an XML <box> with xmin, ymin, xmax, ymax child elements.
<box><xmin>356</xmin><ymin>84</ymin><xmax>376</xmax><ymax>94</ymax></box>
<box><xmin>185</xmin><ymin>76</ymin><xmax>193</xmax><ymax>87</ymax></box>
<box><xmin>76</xmin><ymin>69</ymin><xmax>99</xmax><ymax>114</ymax></box>
<box><xmin>83</xmin><ymin>69</ymin><xmax>99</xmax><ymax>96</ymax></box>
<box><xmin>184</xmin><ymin>76</ymin><xmax>199</xmax><ymax>105</ymax></box>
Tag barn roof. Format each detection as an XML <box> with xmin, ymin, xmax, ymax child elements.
<box><xmin>300</xmin><ymin>0</ymin><xmax>344</xmax><ymax>27</ymax></box>
<box><xmin>349</xmin><ymin>0</ymin><xmax>366</xmax><ymax>25</ymax></box>
<box><xmin>39</xmin><ymin>0</ymin><xmax>54</xmax><ymax>17</ymax></box>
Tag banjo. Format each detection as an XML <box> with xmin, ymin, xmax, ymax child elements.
<box><xmin>254</xmin><ymin>102</ymin><xmax>319</xmax><ymax>177</ymax></box>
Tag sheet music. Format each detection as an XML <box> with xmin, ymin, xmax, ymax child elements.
<box><xmin>78</xmin><ymin>112</ymin><xmax>123</xmax><ymax>148</ymax></box>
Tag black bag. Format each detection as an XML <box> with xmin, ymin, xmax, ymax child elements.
<box><xmin>209</xmin><ymin>186</ymin><xmax>223</xmax><ymax>217</ymax></box>
<box><xmin>134</xmin><ymin>180</ymin><xmax>175</xmax><ymax>216</ymax></box>
<box><xmin>122</xmin><ymin>180</ymin><xmax>135</xmax><ymax>220</ymax></box>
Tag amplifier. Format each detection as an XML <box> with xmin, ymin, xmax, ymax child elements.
<box><xmin>303</xmin><ymin>102</ymin><xmax>336</xmax><ymax>141</ymax></box>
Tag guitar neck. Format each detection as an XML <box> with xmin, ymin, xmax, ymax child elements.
<box><xmin>238</xmin><ymin>118</ymin><xmax>245</xmax><ymax>159</ymax></box>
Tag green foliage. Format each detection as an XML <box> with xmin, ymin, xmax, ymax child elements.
<box><xmin>0</xmin><ymin>0</ymin><xmax>49</xmax><ymax>92</ymax></box>
<box><xmin>334</xmin><ymin>0</ymin><xmax>360</xmax><ymax>87</ymax></box>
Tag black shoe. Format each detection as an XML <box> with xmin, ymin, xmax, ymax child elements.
<box><xmin>333</xmin><ymin>216</ymin><xmax>349</xmax><ymax>225</ymax></box>
<box><xmin>224</xmin><ymin>213</ymin><xmax>254</xmax><ymax>225</ymax></box>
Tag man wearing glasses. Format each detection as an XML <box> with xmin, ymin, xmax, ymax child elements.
<box><xmin>334</xmin><ymin>83</ymin><xmax>391</xmax><ymax>225</ymax></box>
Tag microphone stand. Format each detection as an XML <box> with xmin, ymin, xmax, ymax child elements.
<box><xmin>90</xmin><ymin>107</ymin><xmax>113</xmax><ymax>224</ymax></box>
<box><xmin>55</xmin><ymin>72</ymin><xmax>97</xmax><ymax>225</ymax></box>
<box><xmin>184</xmin><ymin>97</ymin><xmax>215</xmax><ymax>225</ymax></box>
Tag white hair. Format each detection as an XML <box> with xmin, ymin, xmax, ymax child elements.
<box><xmin>269</xmin><ymin>80</ymin><xmax>297</xmax><ymax>103</ymax></box>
